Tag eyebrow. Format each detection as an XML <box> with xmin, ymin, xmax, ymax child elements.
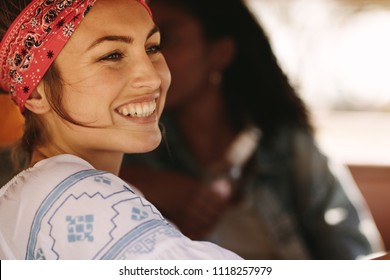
<box><xmin>87</xmin><ymin>25</ymin><xmax>160</xmax><ymax>51</ymax></box>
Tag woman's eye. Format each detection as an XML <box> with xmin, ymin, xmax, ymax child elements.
<box><xmin>146</xmin><ymin>44</ymin><xmax>162</xmax><ymax>54</ymax></box>
<box><xmin>100</xmin><ymin>52</ymin><xmax>124</xmax><ymax>61</ymax></box>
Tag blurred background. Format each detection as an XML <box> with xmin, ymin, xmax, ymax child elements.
<box><xmin>245</xmin><ymin>0</ymin><xmax>390</xmax><ymax>248</ymax></box>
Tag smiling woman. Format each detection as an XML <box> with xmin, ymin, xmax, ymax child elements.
<box><xmin>41</xmin><ymin>0</ymin><xmax>169</xmax><ymax>167</ymax></box>
<box><xmin>0</xmin><ymin>0</ymin><xmax>241</xmax><ymax>260</ymax></box>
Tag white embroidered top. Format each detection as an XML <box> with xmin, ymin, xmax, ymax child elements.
<box><xmin>0</xmin><ymin>154</ymin><xmax>241</xmax><ymax>260</ymax></box>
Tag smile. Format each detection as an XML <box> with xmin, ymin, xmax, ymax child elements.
<box><xmin>117</xmin><ymin>99</ymin><xmax>157</xmax><ymax>118</ymax></box>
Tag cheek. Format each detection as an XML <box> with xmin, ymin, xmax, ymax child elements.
<box><xmin>61</xmin><ymin>87</ymin><xmax>98</xmax><ymax>121</ymax></box>
<box><xmin>60</xmin><ymin>73</ymin><xmax>121</xmax><ymax>122</ymax></box>
<box><xmin>63</xmin><ymin>66</ymin><xmax>124</xmax><ymax>100</ymax></box>
<box><xmin>155</xmin><ymin>58</ymin><xmax>171</xmax><ymax>101</ymax></box>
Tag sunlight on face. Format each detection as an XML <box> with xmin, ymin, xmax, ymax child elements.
<box><xmin>50</xmin><ymin>0</ymin><xmax>171</xmax><ymax>154</ymax></box>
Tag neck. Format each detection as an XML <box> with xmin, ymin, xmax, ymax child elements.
<box><xmin>31</xmin><ymin>147</ymin><xmax>123</xmax><ymax>175</ymax></box>
<box><xmin>89</xmin><ymin>152</ymin><xmax>123</xmax><ymax>175</ymax></box>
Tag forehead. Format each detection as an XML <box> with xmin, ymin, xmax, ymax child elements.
<box><xmin>73</xmin><ymin>0</ymin><xmax>154</xmax><ymax>41</ymax></box>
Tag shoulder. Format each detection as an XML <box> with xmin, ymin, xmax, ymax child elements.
<box><xmin>273</xmin><ymin>126</ymin><xmax>323</xmax><ymax>159</ymax></box>
<box><xmin>276</xmin><ymin>126</ymin><xmax>315</xmax><ymax>146</ymax></box>
<box><xmin>0</xmin><ymin>154</ymin><xmax>146</xmax><ymax>259</ymax></box>
<box><xmin>24</xmin><ymin>161</ymin><xmax>166</xmax><ymax>259</ymax></box>
<box><xmin>30</xmin><ymin>169</ymin><xmax>239</xmax><ymax>259</ymax></box>
<box><xmin>144</xmin><ymin>238</ymin><xmax>243</xmax><ymax>260</ymax></box>
<box><xmin>260</xmin><ymin>126</ymin><xmax>318</xmax><ymax>160</ymax></box>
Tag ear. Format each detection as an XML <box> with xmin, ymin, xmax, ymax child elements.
<box><xmin>24</xmin><ymin>81</ymin><xmax>51</xmax><ymax>114</ymax></box>
<box><xmin>208</xmin><ymin>37</ymin><xmax>236</xmax><ymax>71</ymax></box>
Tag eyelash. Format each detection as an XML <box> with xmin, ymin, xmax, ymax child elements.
<box><xmin>100</xmin><ymin>44</ymin><xmax>162</xmax><ymax>62</ymax></box>
<box><xmin>100</xmin><ymin>51</ymin><xmax>124</xmax><ymax>61</ymax></box>
<box><xmin>147</xmin><ymin>44</ymin><xmax>163</xmax><ymax>54</ymax></box>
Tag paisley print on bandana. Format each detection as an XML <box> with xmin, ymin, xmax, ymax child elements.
<box><xmin>0</xmin><ymin>0</ymin><xmax>97</xmax><ymax>112</ymax></box>
<box><xmin>0</xmin><ymin>0</ymin><xmax>152</xmax><ymax>112</ymax></box>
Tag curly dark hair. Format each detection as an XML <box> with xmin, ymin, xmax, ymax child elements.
<box><xmin>150</xmin><ymin>0</ymin><xmax>312</xmax><ymax>135</ymax></box>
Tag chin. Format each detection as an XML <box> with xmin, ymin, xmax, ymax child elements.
<box><xmin>125</xmin><ymin>133</ymin><xmax>162</xmax><ymax>154</ymax></box>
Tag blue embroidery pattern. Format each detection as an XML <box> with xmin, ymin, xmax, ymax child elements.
<box><xmin>94</xmin><ymin>175</ymin><xmax>112</xmax><ymax>186</ymax></box>
<box><xmin>131</xmin><ymin>207</ymin><xmax>149</xmax><ymax>221</ymax></box>
<box><xmin>101</xmin><ymin>219</ymin><xmax>182</xmax><ymax>259</ymax></box>
<box><xmin>66</xmin><ymin>214</ymin><xmax>94</xmax><ymax>243</ymax></box>
<box><xmin>26</xmin><ymin>169</ymin><xmax>175</xmax><ymax>259</ymax></box>
<box><xmin>121</xmin><ymin>223</ymin><xmax>182</xmax><ymax>256</ymax></box>
<box><xmin>26</xmin><ymin>169</ymin><xmax>107</xmax><ymax>259</ymax></box>
<box><xmin>35</xmin><ymin>248</ymin><xmax>46</xmax><ymax>260</ymax></box>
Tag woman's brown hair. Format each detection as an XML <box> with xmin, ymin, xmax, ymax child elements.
<box><xmin>1</xmin><ymin>0</ymin><xmax>75</xmax><ymax>168</ymax></box>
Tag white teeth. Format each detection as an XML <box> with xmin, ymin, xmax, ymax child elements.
<box><xmin>118</xmin><ymin>100</ymin><xmax>157</xmax><ymax>117</ymax></box>
<box><xmin>122</xmin><ymin>107</ymin><xmax>129</xmax><ymax>116</ymax></box>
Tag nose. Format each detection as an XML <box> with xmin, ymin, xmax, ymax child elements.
<box><xmin>129</xmin><ymin>54</ymin><xmax>161</xmax><ymax>90</ymax></box>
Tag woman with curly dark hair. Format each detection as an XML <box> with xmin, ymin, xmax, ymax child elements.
<box><xmin>121</xmin><ymin>0</ymin><xmax>384</xmax><ymax>259</ymax></box>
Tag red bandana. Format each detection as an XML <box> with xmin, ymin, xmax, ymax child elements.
<box><xmin>0</xmin><ymin>0</ymin><xmax>152</xmax><ymax>112</ymax></box>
